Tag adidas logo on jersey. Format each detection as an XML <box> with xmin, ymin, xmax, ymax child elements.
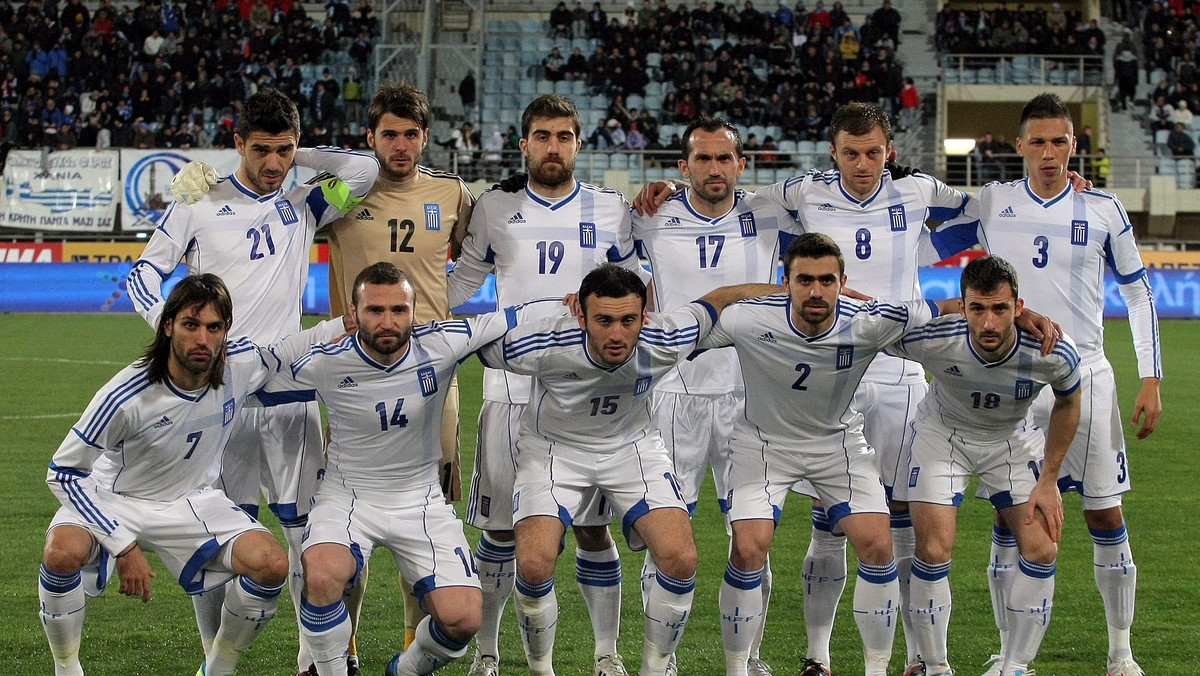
<box><xmin>999</xmin><ymin>206</ymin><xmax>1016</xmax><ymax>218</ymax></box>
<box><xmin>216</xmin><ymin>205</ymin><xmax>235</xmax><ymax>216</ymax></box>
<box><xmin>818</xmin><ymin>203</ymin><xmax>836</xmax><ymax>212</ymax></box>
<box><xmin>664</xmin><ymin>217</ymin><xmax>683</xmax><ymax>227</ymax></box>
<box><xmin>508</xmin><ymin>212</ymin><xmax>526</xmax><ymax>224</ymax></box>
<box><xmin>561</xmin><ymin>372</ymin><xmax>582</xmax><ymax>380</ymax></box>
<box><xmin>337</xmin><ymin>377</ymin><xmax>358</xmax><ymax>388</ymax></box>
<box><xmin>756</xmin><ymin>331</ymin><xmax>777</xmax><ymax>344</ymax></box>
<box><xmin>152</xmin><ymin>415</ymin><xmax>173</xmax><ymax>428</ymax></box>
<box><xmin>355</xmin><ymin>209</ymin><xmax>374</xmax><ymax>221</ymax></box>
<box><xmin>943</xmin><ymin>365</ymin><xmax>963</xmax><ymax>376</ymax></box>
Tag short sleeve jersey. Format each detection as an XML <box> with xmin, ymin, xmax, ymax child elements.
<box><xmin>887</xmin><ymin>315</ymin><xmax>1082</xmax><ymax>441</ymax></box>
<box><xmin>700</xmin><ymin>295</ymin><xmax>937</xmax><ymax>444</ymax></box>
<box><xmin>757</xmin><ymin>170</ymin><xmax>969</xmax><ymax>384</ymax></box>
<box><xmin>632</xmin><ymin>188</ymin><xmax>799</xmax><ymax>394</ymax></box>
<box><xmin>256</xmin><ymin>309</ymin><xmax>520</xmax><ymax>494</ymax></box>
<box><xmin>449</xmin><ymin>180</ymin><xmax>649</xmax><ymax>403</ymax></box>
<box><xmin>477</xmin><ymin>302</ymin><xmax>717</xmax><ymax>452</ymax></box>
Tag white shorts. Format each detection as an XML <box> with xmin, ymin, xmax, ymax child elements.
<box><xmin>897</xmin><ymin>415</ymin><xmax>1044</xmax><ymax>509</ymax></box>
<box><xmin>726</xmin><ymin>430</ymin><xmax>889</xmax><ymax>530</ymax></box>
<box><xmin>512</xmin><ymin>434</ymin><xmax>688</xmax><ymax>551</ymax></box>
<box><xmin>220</xmin><ymin>402</ymin><xmax>324</xmax><ymax>527</ymax></box>
<box><xmin>48</xmin><ymin>488</ymin><xmax>267</xmax><ymax>596</ymax></box>
<box><xmin>302</xmin><ymin>482</ymin><xmax>481</xmax><ymax>604</ymax></box>
<box><xmin>466</xmin><ymin>401</ymin><xmax>609</xmax><ymax>531</ymax></box>
<box><xmin>856</xmin><ymin>380</ymin><xmax>928</xmax><ymax>495</ymax></box>
<box><xmin>1030</xmin><ymin>355</ymin><xmax>1130</xmax><ymax>503</ymax></box>
<box><xmin>650</xmin><ymin>390</ymin><xmax>739</xmax><ymax>513</ymax></box>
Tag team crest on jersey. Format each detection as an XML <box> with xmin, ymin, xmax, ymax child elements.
<box><xmin>418</xmin><ymin>366</ymin><xmax>438</xmax><ymax>396</ymax></box>
<box><xmin>355</xmin><ymin>209</ymin><xmax>374</xmax><ymax>221</ymax></box>
<box><xmin>835</xmin><ymin>345</ymin><xmax>854</xmax><ymax>370</ymax></box>
<box><xmin>1071</xmin><ymin>220</ymin><xmax>1089</xmax><ymax>245</ymax></box>
<box><xmin>634</xmin><ymin>376</ymin><xmax>652</xmax><ymax>395</ymax></box>
<box><xmin>579</xmin><ymin>222</ymin><xmax>596</xmax><ymax>248</ymax></box>
<box><xmin>889</xmin><ymin>205</ymin><xmax>907</xmax><ymax>232</ymax></box>
<box><xmin>275</xmin><ymin>199</ymin><xmax>298</xmax><ymax>225</ymax></box>
<box><xmin>223</xmin><ymin>398</ymin><xmax>236</xmax><ymax>425</ymax></box>
<box><xmin>739</xmin><ymin>212</ymin><xmax>757</xmax><ymax>237</ymax></box>
<box><xmin>424</xmin><ymin>203</ymin><xmax>441</xmax><ymax>230</ymax></box>
<box><xmin>1014</xmin><ymin>379</ymin><xmax>1033</xmax><ymax>400</ymax></box>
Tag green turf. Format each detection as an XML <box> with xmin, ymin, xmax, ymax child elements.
<box><xmin>1</xmin><ymin>314</ymin><xmax>1196</xmax><ymax>675</ymax></box>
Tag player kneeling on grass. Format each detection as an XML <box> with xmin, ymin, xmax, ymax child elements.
<box><xmin>253</xmin><ymin>262</ymin><xmax>560</xmax><ymax>676</ymax></box>
<box><xmin>38</xmin><ymin>274</ymin><xmax>349</xmax><ymax>676</ymax></box>
<box><xmin>886</xmin><ymin>255</ymin><xmax>1081</xmax><ymax>676</ymax></box>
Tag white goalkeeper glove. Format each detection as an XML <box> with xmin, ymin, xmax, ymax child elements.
<box><xmin>170</xmin><ymin>161</ymin><xmax>219</xmax><ymax>205</ymax></box>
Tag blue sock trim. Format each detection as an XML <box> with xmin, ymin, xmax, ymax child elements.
<box><xmin>429</xmin><ymin>619</ymin><xmax>470</xmax><ymax>652</ymax></box>
<box><xmin>1089</xmin><ymin>524</ymin><xmax>1129</xmax><ymax>546</ymax></box>
<box><xmin>857</xmin><ymin>559</ymin><xmax>899</xmax><ymax>584</ymax></box>
<box><xmin>723</xmin><ymin>561</ymin><xmax>763</xmax><ymax>590</ymax></box>
<box><xmin>515</xmin><ymin>573</ymin><xmax>555</xmax><ymax>599</ymax></box>
<box><xmin>655</xmin><ymin>569</ymin><xmax>696</xmax><ymax>595</ymax></box>
<box><xmin>1018</xmin><ymin>556</ymin><xmax>1057</xmax><ymax>579</ymax></box>
<box><xmin>889</xmin><ymin>509</ymin><xmax>913</xmax><ymax>529</ymax></box>
<box><xmin>39</xmin><ymin>564</ymin><xmax>82</xmax><ymax>593</ymax></box>
<box><xmin>992</xmin><ymin>525</ymin><xmax>1017</xmax><ymax>547</ymax></box>
<box><xmin>476</xmin><ymin>534</ymin><xmax>516</xmax><ymax>564</ymax></box>
<box><xmin>576</xmin><ymin>555</ymin><xmax>622</xmax><ymax>588</ymax></box>
<box><xmin>239</xmin><ymin>574</ymin><xmax>284</xmax><ymax>599</ymax></box>
<box><xmin>911</xmin><ymin>557</ymin><xmax>952</xmax><ymax>582</ymax></box>
<box><xmin>299</xmin><ymin>596</ymin><xmax>349</xmax><ymax>632</ymax></box>
<box><xmin>811</xmin><ymin>506</ymin><xmax>832</xmax><ymax>533</ymax></box>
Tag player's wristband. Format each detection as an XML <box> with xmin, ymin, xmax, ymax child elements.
<box><xmin>116</xmin><ymin>543</ymin><xmax>139</xmax><ymax>558</ymax></box>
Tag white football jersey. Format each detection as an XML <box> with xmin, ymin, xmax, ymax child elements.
<box><xmin>943</xmin><ymin>180</ymin><xmax>1162</xmax><ymax>379</ymax></box>
<box><xmin>632</xmin><ymin>188</ymin><xmax>799</xmax><ymax>394</ymax></box>
<box><xmin>257</xmin><ymin>307</ymin><xmax>526</xmax><ymax>495</ymax></box>
<box><xmin>886</xmin><ymin>315</ymin><xmax>1081</xmax><ymax>440</ymax></box>
<box><xmin>46</xmin><ymin>320</ymin><xmax>344</xmax><ymax>554</ymax></box>
<box><xmin>128</xmin><ymin>148</ymin><xmax>378</xmax><ymax>341</ymax></box>
<box><xmin>448</xmin><ymin>180</ymin><xmax>651</xmax><ymax>403</ymax></box>
<box><xmin>477</xmin><ymin>302</ymin><xmax>716</xmax><ymax>452</ymax></box>
<box><xmin>758</xmin><ymin>170</ymin><xmax>969</xmax><ymax>385</ymax></box>
<box><xmin>700</xmin><ymin>294</ymin><xmax>937</xmax><ymax>443</ymax></box>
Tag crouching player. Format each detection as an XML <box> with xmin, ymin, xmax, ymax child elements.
<box><xmin>888</xmin><ymin>255</ymin><xmax>1081</xmax><ymax>676</ymax></box>
<box><xmin>254</xmin><ymin>262</ymin><xmax>548</xmax><ymax>676</ymax></box>
<box><xmin>38</xmin><ymin>274</ymin><xmax>348</xmax><ymax>676</ymax></box>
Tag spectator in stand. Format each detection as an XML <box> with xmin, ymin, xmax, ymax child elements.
<box><xmin>587</xmin><ymin>117</ymin><xmax>615</xmax><ymax>150</ymax></box>
<box><xmin>566</xmin><ymin>47</ymin><xmax>589</xmax><ymax>79</ymax></box>
<box><xmin>1095</xmin><ymin>148</ymin><xmax>1110</xmax><ymax>187</ymax></box>
<box><xmin>808</xmin><ymin>0</ymin><xmax>831</xmax><ymax>29</ymax></box>
<box><xmin>589</xmin><ymin>1</ymin><xmax>608</xmax><ymax>38</ymax></box>
<box><xmin>1113</xmin><ymin>35</ymin><xmax>1138</xmax><ymax>111</ymax></box>
<box><xmin>543</xmin><ymin>45</ymin><xmax>566</xmax><ymax>82</ymax></box>
<box><xmin>459</xmin><ymin>70</ymin><xmax>476</xmax><ymax>124</ymax></box>
<box><xmin>550</xmin><ymin>1</ymin><xmax>573</xmax><ymax>38</ymax></box>
<box><xmin>897</xmin><ymin>77</ymin><xmax>919</xmax><ymax>132</ymax></box>
<box><xmin>607</xmin><ymin>117</ymin><xmax>626</xmax><ymax>149</ymax></box>
<box><xmin>572</xmin><ymin>1</ymin><xmax>589</xmax><ymax>37</ymax></box>
<box><xmin>1168</xmin><ymin>122</ymin><xmax>1195</xmax><ymax>155</ymax></box>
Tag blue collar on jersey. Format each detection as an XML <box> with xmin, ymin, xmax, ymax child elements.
<box><xmin>1021</xmin><ymin>176</ymin><xmax>1071</xmax><ymax>209</ymax></box>
<box><xmin>230</xmin><ymin>174</ymin><xmax>283</xmax><ymax>202</ymax></box>
<box><xmin>966</xmin><ymin>325</ymin><xmax>1023</xmax><ymax>367</ymax></box>
<box><xmin>352</xmin><ymin>333</ymin><xmax>412</xmax><ymax>372</ymax></box>
<box><xmin>524</xmin><ymin>180</ymin><xmax>581</xmax><ymax>210</ymax></box>
<box><xmin>679</xmin><ymin>187</ymin><xmax>743</xmax><ymax>224</ymax></box>
<box><xmin>785</xmin><ymin>296</ymin><xmax>841</xmax><ymax>342</ymax></box>
<box><xmin>836</xmin><ymin>171</ymin><xmax>886</xmax><ymax>207</ymax></box>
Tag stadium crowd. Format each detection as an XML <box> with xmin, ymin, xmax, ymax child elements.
<box><xmin>537</xmin><ymin>0</ymin><xmax>910</xmax><ymax>151</ymax></box>
<box><xmin>934</xmin><ymin>2</ymin><xmax>1103</xmax><ymax>56</ymax></box>
<box><xmin>0</xmin><ymin>0</ymin><xmax>376</xmax><ymax>152</ymax></box>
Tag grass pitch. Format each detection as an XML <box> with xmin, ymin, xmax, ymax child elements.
<box><xmin>1</xmin><ymin>314</ymin><xmax>1196</xmax><ymax>675</ymax></box>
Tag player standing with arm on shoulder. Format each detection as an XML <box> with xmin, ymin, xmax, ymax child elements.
<box><xmin>886</xmin><ymin>255</ymin><xmax>1081</xmax><ymax>676</ymax></box>
<box><xmin>631</xmin><ymin>114</ymin><xmax>799</xmax><ymax>676</ymax></box>
<box><xmin>322</xmin><ymin>81</ymin><xmax>476</xmax><ymax>673</ymax></box>
<box><xmin>447</xmin><ymin>94</ymin><xmax>651</xmax><ymax>676</ymax></box>
<box><xmin>127</xmin><ymin>87</ymin><xmax>379</xmax><ymax>675</ymax></box>
<box><xmin>934</xmin><ymin>93</ymin><xmax>1162</xmax><ymax>676</ymax></box>
<box><xmin>38</xmin><ymin>275</ymin><xmax>348</xmax><ymax>676</ymax></box>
